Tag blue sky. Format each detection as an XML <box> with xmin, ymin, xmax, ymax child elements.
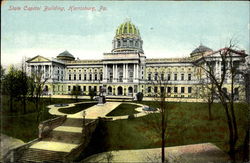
<box><xmin>1</xmin><ymin>1</ymin><xmax>249</xmax><ymax>66</ymax></box>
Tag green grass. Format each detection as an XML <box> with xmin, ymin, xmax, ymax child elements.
<box><xmin>83</xmin><ymin>101</ymin><xmax>248</xmax><ymax>160</ymax></box>
<box><xmin>58</xmin><ymin>102</ymin><xmax>97</xmax><ymax>114</ymax></box>
<box><xmin>0</xmin><ymin>95</ymin><xmax>89</xmax><ymax>142</ymax></box>
<box><xmin>106</xmin><ymin>103</ymin><xmax>140</xmax><ymax>116</ymax></box>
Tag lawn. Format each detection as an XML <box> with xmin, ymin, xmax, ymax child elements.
<box><xmin>0</xmin><ymin>95</ymin><xmax>91</xmax><ymax>142</ymax></box>
<box><xmin>106</xmin><ymin>103</ymin><xmax>140</xmax><ymax>116</ymax></box>
<box><xmin>81</xmin><ymin>102</ymin><xmax>248</xmax><ymax>161</ymax></box>
<box><xmin>58</xmin><ymin>102</ymin><xmax>97</xmax><ymax>114</ymax></box>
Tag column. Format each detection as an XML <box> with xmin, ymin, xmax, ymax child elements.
<box><xmin>126</xmin><ymin>64</ymin><xmax>128</xmax><ymax>81</ymax></box>
<box><xmin>49</xmin><ymin>65</ymin><xmax>51</xmax><ymax>78</ymax></box>
<box><xmin>123</xmin><ymin>64</ymin><xmax>126</xmax><ymax>81</ymax></box>
<box><xmin>115</xmin><ymin>64</ymin><xmax>118</xmax><ymax>81</ymax></box>
<box><xmin>133</xmin><ymin>64</ymin><xmax>136</xmax><ymax>80</ymax></box>
<box><xmin>136</xmin><ymin>64</ymin><xmax>139</xmax><ymax>79</ymax></box>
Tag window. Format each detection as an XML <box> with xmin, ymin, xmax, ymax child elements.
<box><xmin>167</xmin><ymin>74</ymin><xmax>171</xmax><ymax>80</ymax></box>
<box><xmin>174</xmin><ymin>74</ymin><xmax>177</xmax><ymax>80</ymax></box>
<box><xmin>154</xmin><ymin>73</ymin><xmax>158</xmax><ymax>80</ymax></box>
<box><xmin>181</xmin><ymin>74</ymin><xmax>184</xmax><ymax>80</ymax></box>
<box><xmin>74</xmin><ymin>74</ymin><xmax>76</xmax><ymax>80</ymax></box>
<box><xmin>148</xmin><ymin>74</ymin><xmax>151</xmax><ymax>80</ymax></box>
<box><xmin>79</xmin><ymin>74</ymin><xmax>81</xmax><ymax>80</ymax></box>
<box><xmin>167</xmin><ymin>87</ymin><xmax>171</xmax><ymax>93</ymax></box>
<box><xmin>181</xmin><ymin>87</ymin><xmax>185</xmax><ymax>93</ymax></box>
<box><xmin>188</xmin><ymin>74</ymin><xmax>191</xmax><ymax>81</ymax></box>
<box><xmin>161</xmin><ymin>74</ymin><xmax>164</xmax><ymax>80</ymax></box>
<box><xmin>154</xmin><ymin>87</ymin><xmax>158</xmax><ymax>93</ymax></box>
<box><xmin>68</xmin><ymin>86</ymin><xmax>71</xmax><ymax>91</ymax></box>
<box><xmin>130</xmin><ymin>40</ymin><xmax>133</xmax><ymax>46</ymax></box>
<box><xmin>160</xmin><ymin>87</ymin><xmax>164</xmax><ymax>93</ymax></box>
<box><xmin>84</xmin><ymin>74</ymin><xmax>87</xmax><ymax>80</ymax></box>
<box><xmin>95</xmin><ymin>74</ymin><xmax>97</xmax><ymax>80</ymax></box>
<box><xmin>89</xmin><ymin>74</ymin><xmax>92</xmax><ymax>81</ymax></box>
<box><xmin>83</xmin><ymin>86</ymin><xmax>86</xmax><ymax>91</ymax></box>
<box><xmin>148</xmin><ymin>87</ymin><xmax>151</xmax><ymax>93</ymax></box>
<box><xmin>174</xmin><ymin>87</ymin><xmax>178</xmax><ymax>93</ymax></box>
<box><xmin>100</xmin><ymin>74</ymin><xmax>103</xmax><ymax>81</ymax></box>
<box><xmin>69</xmin><ymin>74</ymin><xmax>71</xmax><ymax>80</ymax></box>
<box><xmin>188</xmin><ymin>87</ymin><xmax>192</xmax><ymax>93</ymax></box>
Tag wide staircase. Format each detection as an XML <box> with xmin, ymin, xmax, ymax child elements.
<box><xmin>18</xmin><ymin>148</ymin><xmax>67</xmax><ymax>163</ymax></box>
<box><xmin>17</xmin><ymin>118</ymin><xmax>86</xmax><ymax>163</ymax></box>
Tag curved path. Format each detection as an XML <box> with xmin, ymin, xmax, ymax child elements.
<box><xmin>48</xmin><ymin>101</ymin><xmax>158</xmax><ymax>120</ymax></box>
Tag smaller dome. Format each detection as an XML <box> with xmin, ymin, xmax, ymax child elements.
<box><xmin>190</xmin><ymin>45</ymin><xmax>213</xmax><ymax>57</ymax></box>
<box><xmin>57</xmin><ymin>50</ymin><xmax>75</xmax><ymax>61</ymax></box>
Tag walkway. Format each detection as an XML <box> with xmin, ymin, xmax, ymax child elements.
<box><xmin>48</xmin><ymin>101</ymin><xmax>153</xmax><ymax>120</ymax></box>
<box><xmin>68</xmin><ymin>102</ymin><xmax>121</xmax><ymax>119</ymax></box>
<box><xmin>83</xmin><ymin>143</ymin><xmax>230</xmax><ymax>163</ymax></box>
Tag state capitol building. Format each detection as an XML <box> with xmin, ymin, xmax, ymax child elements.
<box><xmin>26</xmin><ymin>20</ymin><xmax>247</xmax><ymax>101</ymax></box>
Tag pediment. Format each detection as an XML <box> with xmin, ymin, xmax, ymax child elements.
<box><xmin>27</xmin><ymin>55</ymin><xmax>51</xmax><ymax>63</ymax></box>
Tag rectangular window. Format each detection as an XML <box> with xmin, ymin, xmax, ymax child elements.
<box><xmin>188</xmin><ymin>87</ymin><xmax>192</xmax><ymax>93</ymax></box>
<box><xmin>94</xmin><ymin>86</ymin><xmax>97</xmax><ymax>92</ymax></box>
<box><xmin>68</xmin><ymin>86</ymin><xmax>71</xmax><ymax>91</ymax></box>
<box><xmin>69</xmin><ymin>74</ymin><xmax>71</xmax><ymax>81</ymax></box>
<box><xmin>188</xmin><ymin>74</ymin><xmax>191</xmax><ymax>81</ymax></box>
<box><xmin>181</xmin><ymin>74</ymin><xmax>184</xmax><ymax>80</ymax></box>
<box><xmin>84</xmin><ymin>74</ymin><xmax>87</xmax><ymax>80</ymax></box>
<box><xmin>174</xmin><ymin>87</ymin><xmax>178</xmax><ymax>93</ymax></box>
<box><xmin>148</xmin><ymin>87</ymin><xmax>151</xmax><ymax>93</ymax></box>
<box><xmin>160</xmin><ymin>87</ymin><xmax>164</xmax><ymax>93</ymax></box>
<box><xmin>174</xmin><ymin>74</ymin><xmax>177</xmax><ymax>80</ymax></box>
<box><xmin>167</xmin><ymin>87</ymin><xmax>171</xmax><ymax>93</ymax></box>
<box><xmin>154</xmin><ymin>87</ymin><xmax>158</xmax><ymax>93</ymax></box>
<box><xmin>154</xmin><ymin>73</ymin><xmax>158</xmax><ymax>80</ymax></box>
<box><xmin>89</xmin><ymin>86</ymin><xmax>91</xmax><ymax>91</ymax></box>
<box><xmin>161</xmin><ymin>74</ymin><xmax>164</xmax><ymax>80</ymax></box>
<box><xmin>74</xmin><ymin>74</ymin><xmax>76</xmax><ymax>80</ymax></box>
<box><xmin>83</xmin><ymin>86</ymin><xmax>86</xmax><ymax>91</ymax></box>
<box><xmin>148</xmin><ymin>74</ymin><xmax>151</xmax><ymax>81</ymax></box>
<box><xmin>100</xmin><ymin>74</ymin><xmax>103</xmax><ymax>81</ymax></box>
<box><xmin>181</xmin><ymin>87</ymin><xmax>185</xmax><ymax>93</ymax></box>
<box><xmin>89</xmin><ymin>74</ymin><xmax>92</xmax><ymax>81</ymax></box>
<box><xmin>79</xmin><ymin>74</ymin><xmax>81</xmax><ymax>80</ymax></box>
<box><xmin>167</xmin><ymin>74</ymin><xmax>171</xmax><ymax>80</ymax></box>
<box><xmin>95</xmin><ymin>74</ymin><xmax>97</xmax><ymax>80</ymax></box>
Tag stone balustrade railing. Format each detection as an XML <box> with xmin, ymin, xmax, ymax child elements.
<box><xmin>63</xmin><ymin>119</ymin><xmax>99</xmax><ymax>162</ymax></box>
<box><xmin>39</xmin><ymin>115</ymin><xmax>67</xmax><ymax>139</ymax></box>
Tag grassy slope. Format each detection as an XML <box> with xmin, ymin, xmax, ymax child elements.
<box><xmin>106</xmin><ymin>103</ymin><xmax>140</xmax><ymax>116</ymax></box>
<box><xmin>0</xmin><ymin>96</ymin><xmax>90</xmax><ymax>142</ymax></box>
<box><xmin>85</xmin><ymin>102</ymin><xmax>248</xmax><ymax>158</ymax></box>
<box><xmin>58</xmin><ymin>102</ymin><xmax>97</xmax><ymax>114</ymax></box>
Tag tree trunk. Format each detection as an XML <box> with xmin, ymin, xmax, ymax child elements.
<box><xmin>9</xmin><ymin>96</ymin><xmax>13</xmax><ymax>112</ymax></box>
<box><xmin>243</xmin><ymin>128</ymin><xmax>249</xmax><ymax>162</ymax></box>
<box><xmin>208</xmin><ymin>100</ymin><xmax>212</xmax><ymax>120</ymax></box>
<box><xmin>22</xmin><ymin>98</ymin><xmax>26</xmax><ymax>114</ymax></box>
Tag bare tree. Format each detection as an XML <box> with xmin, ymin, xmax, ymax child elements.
<box><xmin>144</xmin><ymin>72</ymin><xmax>172</xmax><ymax>163</ymax></box>
<box><xmin>29</xmin><ymin>71</ymin><xmax>49</xmax><ymax>122</ymax></box>
<box><xmin>194</xmin><ymin>62</ymin><xmax>216</xmax><ymax>120</ymax></box>
<box><xmin>192</xmin><ymin>40</ymin><xmax>246</xmax><ymax>161</ymax></box>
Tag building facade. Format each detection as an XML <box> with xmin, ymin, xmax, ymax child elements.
<box><xmin>26</xmin><ymin>21</ymin><xmax>248</xmax><ymax>101</ymax></box>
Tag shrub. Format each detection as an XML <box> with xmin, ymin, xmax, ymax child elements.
<box><xmin>136</xmin><ymin>92</ymin><xmax>143</xmax><ymax>101</ymax></box>
<box><xmin>128</xmin><ymin>114</ymin><xmax>135</xmax><ymax>120</ymax></box>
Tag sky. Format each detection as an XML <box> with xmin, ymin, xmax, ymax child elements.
<box><xmin>1</xmin><ymin>1</ymin><xmax>249</xmax><ymax>67</ymax></box>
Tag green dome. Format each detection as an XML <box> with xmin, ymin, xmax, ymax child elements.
<box><xmin>115</xmin><ymin>21</ymin><xmax>140</xmax><ymax>38</ymax></box>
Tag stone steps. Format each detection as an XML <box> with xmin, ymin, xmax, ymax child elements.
<box><xmin>44</xmin><ymin>130</ymin><xmax>83</xmax><ymax>144</ymax></box>
<box><xmin>19</xmin><ymin>148</ymin><xmax>67</xmax><ymax>163</ymax></box>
